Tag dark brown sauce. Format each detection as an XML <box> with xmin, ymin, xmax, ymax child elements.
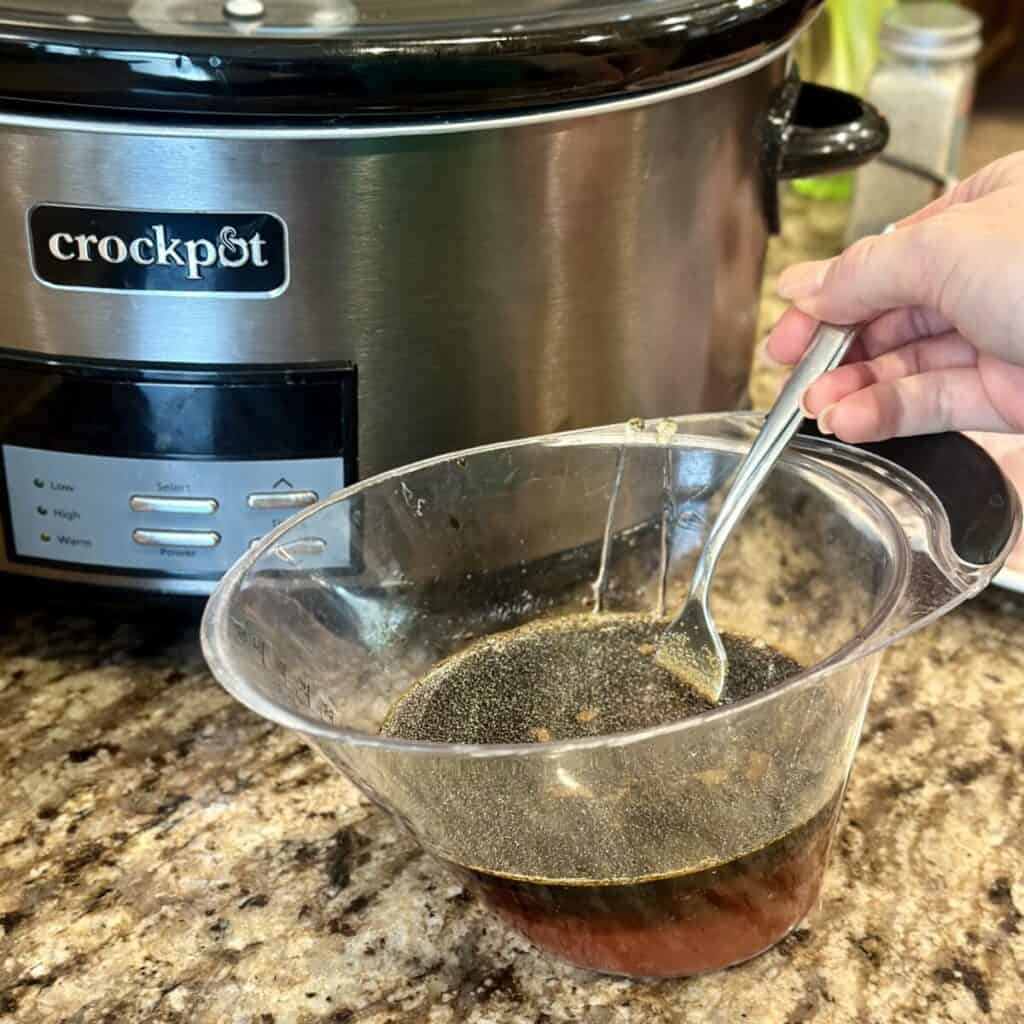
<box><xmin>381</xmin><ymin>613</ymin><xmax>837</xmax><ymax>977</ymax></box>
<box><xmin>444</xmin><ymin>790</ymin><xmax>842</xmax><ymax>977</ymax></box>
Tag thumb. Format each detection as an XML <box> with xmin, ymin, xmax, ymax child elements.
<box><xmin>776</xmin><ymin>224</ymin><xmax>951</xmax><ymax>326</ymax></box>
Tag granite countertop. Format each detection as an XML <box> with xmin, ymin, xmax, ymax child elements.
<box><xmin>2</xmin><ymin>195</ymin><xmax>1024</xmax><ymax>1024</ymax></box>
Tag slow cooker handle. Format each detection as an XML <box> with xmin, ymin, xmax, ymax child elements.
<box><xmin>799</xmin><ymin>421</ymin><xmax>1017</xmax><ymax>567</ymax></box>
<box><xmin>761</xmin><ymin>70</ymin><xmax>890</xmax><ymax>233</ymax></box>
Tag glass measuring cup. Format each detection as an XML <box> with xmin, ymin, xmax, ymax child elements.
<box><xmin>201</xmin><ymin>413</ymin><xmax>1020</xmax><ymax>979</ymax></box>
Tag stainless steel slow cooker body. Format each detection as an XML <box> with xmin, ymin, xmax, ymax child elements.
<box><xmin>0</xmin><ymin>0</ymin><xmax>887</xmax><ymax>597</ymax></box>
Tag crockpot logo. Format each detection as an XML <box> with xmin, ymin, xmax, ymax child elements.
<box><xmin>45</xmin><ymin>224</ymin><xmax>270</xmax><ymax>281</ymax></box>
<box><xmin>29</xmin><ymin>205</ymin><xmax>288</xmax><ymax>296</ymax></box>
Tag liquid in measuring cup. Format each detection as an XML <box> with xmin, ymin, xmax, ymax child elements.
<box><xmin>450</xmin><ymin>790</ymin><xmax>842</xmax><ymax>977</ymax></box>
<box><xmin>380</xmin><ymin>613</ymin><xmax>837</xmax><ymax>977</ymax></box>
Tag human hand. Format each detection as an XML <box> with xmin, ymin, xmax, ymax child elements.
<box><xmin>765</xmin><ymin>152</ymin><xmax>1024</xmax><ymax>444</ymax></box>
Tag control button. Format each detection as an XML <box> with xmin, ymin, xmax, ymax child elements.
<box><xmin>130</xmin><ymin>495</ymin><xmax>219</xmax><ymax>515</ymax></box>
<box><xmin>224</xmin><ymin>0</ymin><xmax>265</xmax><ymax>20</ymax></box>
<box><xmin>273</xmin><ymin>537</ymin><xmax>328</xmax><ymax>560</ymax></box>
<box><xmin>247</xmin><ymin>490</ymin><xmax>318</xmax><ymax>511</ymax></box>
<box><xmin>132</xmin><ymin>529</ymin><xmax>221</xmax><ymax>549</ymax></box>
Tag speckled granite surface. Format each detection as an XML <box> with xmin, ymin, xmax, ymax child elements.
<box><xmin>2</xmin><ymin>195</ymin><xmax>1023</xmax><ymax>1024</ymax></box>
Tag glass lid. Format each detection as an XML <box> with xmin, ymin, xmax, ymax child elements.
<box><xmin>0</xmin><ymin>0</ymin><xmax>822</xmax><ymax>120</ymax></box>
<box><xmin>3</xmin><ymin>0</ymin><xmax>814</xmax><ymax>39</ymax></box>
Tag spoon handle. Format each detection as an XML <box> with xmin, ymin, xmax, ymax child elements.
<box><xmin>686</xmin><ymin>322</ymin><xmax>860</xmax><ymax>604</ymax></box>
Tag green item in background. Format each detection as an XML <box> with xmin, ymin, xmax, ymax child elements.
<box><xmin>792</xmin><ymin>0</ymin><xmax>898</xmax><ymax>200</ymax></box>
<box><xmin>791</xmin><ymin>174</ymin><xmax>853</xmax><ymax>200</ymax></box>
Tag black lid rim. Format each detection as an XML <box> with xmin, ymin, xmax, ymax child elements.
<box><xmin>0</xmin><ymin>0</ymin><xmax>823</xmax><ymax>118</ymax></box>
<box><xmin>0</xmin><ymin>34</ymin><xmax>798</xmax><ymax>135</ymax></box>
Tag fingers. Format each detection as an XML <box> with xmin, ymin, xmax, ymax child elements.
<box><xmin>801</xmin><ymin>333</ymin><xmax>977</xmax><ymax>416</ymax></box>
<box><xmin>775</xmin><ymin>329</ymin><xmax>1024</xmax><ymax>441</ymax></box>
<box><xmin>858</xmin><ymin>307</ymin><xmax>954</xmax><ymax>358</ymax></box>
<box><xmin>763</xmin><ymin>152</ymin><xmax>1024</xmax><ymax>444</ymax></box>
<box><xmin>776</xmin><ymin>224</ymin><xmax>955</xmax><ymax>325</ymax></box>
<box><xmin>774</xmin><ymin>151</ymin><xmax>1024</xmax><ymax>350</ymax></box>
<box><xmin>764</xmin><ymin>305</ymin><xmax>954</xmax><ymax>367</ymax></box>
<box><xmin>763</xmin><ymin>308</ymin><xmax>819</xmax><ymax>365</ymax></box>
<box><xmin>775</xmin><ymin>260</ymin><xmax>833</xmax><ymax>304</ymax></box>
<box><xmin>814</xmin><ymin>368</ymin><xmax>1014</xmax><ymax>443</ymax></box>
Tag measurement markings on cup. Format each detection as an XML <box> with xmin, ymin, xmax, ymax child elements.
<box><xmin>229</xmin><ymin>617</ymin><xmax>338</xmax><ymax>723</ymax></box>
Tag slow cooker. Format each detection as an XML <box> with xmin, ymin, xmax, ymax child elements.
<box><xmin>0</xmin><ymin>0</ymin><xmax>887</xmax><ymax>597</ymax></box>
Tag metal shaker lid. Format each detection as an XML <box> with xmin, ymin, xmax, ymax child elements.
<box><xmin>879</xmin><ymin>2</ymin><xmax>983</xmax><ymax>63</ymax></box>
<box><xmin>0</xmin><ymin>0</ymin><xmax>822</xmax><ymax>122</ymax></box>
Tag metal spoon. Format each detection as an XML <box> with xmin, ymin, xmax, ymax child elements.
<box><xmin>655</xmin><ymin>322</ymin><xmax>861</xmax><ymax>703</ymax></box>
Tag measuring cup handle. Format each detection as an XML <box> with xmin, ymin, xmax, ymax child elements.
<box><xmin>799</xmin><ymin>423</ymin><xmax>1018</xmax><ymax>567</ymax></box>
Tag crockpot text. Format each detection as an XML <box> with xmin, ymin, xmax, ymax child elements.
<box><xmin>45</xmin><ymin>225</ymin><xmax>270</xmax><ymax>281</ymax></box>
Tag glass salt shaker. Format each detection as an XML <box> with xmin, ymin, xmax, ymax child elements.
<box><xmin>845</xmin><ymin>2</ymin><xmax>983</xmax><ymax>244</ymax></box>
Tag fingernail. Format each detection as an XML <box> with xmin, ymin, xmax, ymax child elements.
<box><xmin>799</xmin><ymin>388</ymin><xmax>813</xmax><ymax>418</ymax></box>
<box><xmin>817</xmin><ymin>403</ymin><xmax>838</xmax><ymax>435</ymax></box>
<box><xmin>777</xmin><ymin>260</ymin><xmax>831</xmax><ymax>301</ymax></box>
<box><xmin>758</xmin><ymin>339</ymin><xmax>785</xmax><ymax>368</ymax></box>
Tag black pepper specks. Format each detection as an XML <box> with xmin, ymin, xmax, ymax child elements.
<box><xmin>381</xmin><ymin>613</ymin><xmax>801</xmax><ymax>746</ymax></box>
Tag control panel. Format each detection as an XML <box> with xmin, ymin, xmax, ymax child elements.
<box><xmin>3</xmin><ymin>446</ymin><xmax>347</xmax><ymax>576</ymax></box>
<box><xmin>0</xmin><ymin>356</ymin><xmax>356</xmax><ymax>592</ymax></box>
